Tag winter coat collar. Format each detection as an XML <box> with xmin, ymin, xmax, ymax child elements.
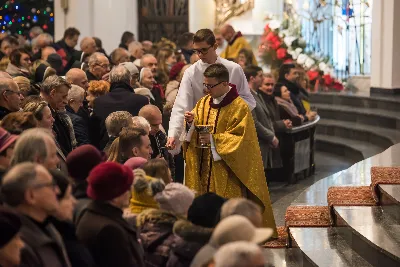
<box><xmin>173</xmin><ymin>219</ymin><xmax>213</xmax><ymax>243</ymax></box>
<box><xmin>109</xmin><ymin>82</ymin><xmax>135</xmax><ymax>93</ymax></box>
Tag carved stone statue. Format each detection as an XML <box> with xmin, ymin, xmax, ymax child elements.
<box><xmin>214</xmin><ymin>0</ymin><xmax>254</xmax><ymax>27</ymax></box>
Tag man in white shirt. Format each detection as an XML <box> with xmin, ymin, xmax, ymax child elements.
<box><xmin>166</xmin><ymin>29</ymin><xmax>256</xmax><ymax>150</ymax></box>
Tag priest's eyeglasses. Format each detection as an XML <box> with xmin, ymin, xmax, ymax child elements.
<box><xmin>193</xmin><ymin>45</ymin><xmax>213</xmax><ymax>55</ymax></box>
<box><xmin>203</xmin><ymin>81</ymin><xmax>224</xmax><ymax>89</ymax></box>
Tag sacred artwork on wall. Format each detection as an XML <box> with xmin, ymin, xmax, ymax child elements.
<box><xmin>138</xmin><ymin>0</ymin><xmax>188</xmax><ymax>43</ymax></box>
<box><xmin>214</xmin><ymin>0</ymin><xmax>254</xmax><ymax>27</ymax></box>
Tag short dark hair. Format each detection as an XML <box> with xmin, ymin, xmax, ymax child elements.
<box><xmin>193</xmin><ymin>29</ymin><xmax>216</xmax><ymax>46</ymax></box>
<box><xmin>9</xmin><ymin>48</ymin><xmax>31</xmax><ymax>67</ymax></box>
<box><xmin>244</xmin><ymin>65</ymin><xmax>262</xmax><ymax>82</ymax></box>
<box><xmin>93</xmin><ymin>37</ymin><xmax>102</xmax><ymax>48</ymax></box>
<box><xmin>273</xmin><ymin>82</ymin><xmax>285</xmax><ymax>97</ymax></box>
<box><xmin>121</xmin><ymin>31</ymin><xmax>134</xmax><ymax>45</ymax></box>
<box><xmin>204</xmin><ymin>63</ymin><xmax>229</xmax><ymax>82</ymax></box>
<box><xmin>279</xmin><ymin>63</ymin><xmax>296</xmax><ymax>80</ymax></box>
<box><xmin>63</xmin><ymin>27</ymin><xmax>80</xmax><ymax>39</ymax></box>
<box><xmin>177</xmin><ymin>32</ymin><xmax>195</xmax><ymax>48</ymax></box>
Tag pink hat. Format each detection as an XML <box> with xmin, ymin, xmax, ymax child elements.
<box><xmin>124</xmin><ymin>157</ymin><xmax>148</xmax><ymax>170</ymax></box>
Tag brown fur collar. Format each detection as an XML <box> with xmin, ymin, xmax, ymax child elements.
<box><xmin>173</xmin><ymin>219</ymin><xmax>213</xmax><ymax>243</ymax></box>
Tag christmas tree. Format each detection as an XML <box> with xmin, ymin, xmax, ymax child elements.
<box><xmin>0</xmin><ymin>0</ymin><xmax>54</xmax><ymax>37</ymax></box>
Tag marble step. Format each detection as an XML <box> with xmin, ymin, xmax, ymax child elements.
<box><xmin>289</xmin><ymin>227</ymin><xmax>372</xmax><ymax>267</ymax></box>
<box><xmin>263</xmin><ymin>248</ymin><xmax>312</xmax><ymax>267</ymax></box>
<box><xmin>334</xmin><ymin>206</ymin><xmax>400</xmax><ymax>267</ymax></box>
<box><xmin>310</xmin><ymin>93</ymin><xmax>400</xmax><ymax>113</ymax></box>
<box><xmin>315</xmin><ymin>134</ymin><xmax>384</xmax><ymax>162</ymax></box>
<box><xmin>378</xmin><ymin>184</ymin><xmax>400</xmax><ymax>206</ymax></box>
<box><xmin>313</xmin><ymin>103</ymin><xmax>400</xmax><ymax>130</ymax></box>
<box><xmin>317</xmin><ymin>119</ymin><xmax>400</xmax><ymax>149</ymax></box>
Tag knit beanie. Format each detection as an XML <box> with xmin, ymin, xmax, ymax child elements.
<box><xmin>187</xmin><ymin>192</ymin><xmax>227</xmax><ymax>228</ymax></box>
<box><xmin>169</xmin><ymin>62</ymin><xmax>186</xmax><ymax>80</ymax></box>
<box><xmin>66</xmin><ymin>144</ymin><xmax>107</xmax><ymax>182</ymax></box>
<box><xmin>154</xmin><ymin>183</ymin><xmax>195</xmax><ymax>216</ymax></box>
<box><xmin>87</xmin><ymin>162</ymin><xmax>134</xmax><ymax>201</ymax></box>
<box><xmin>0</xmin><ymin>207</ymin><xmax>21</xmax><ymax>248</ymax></box>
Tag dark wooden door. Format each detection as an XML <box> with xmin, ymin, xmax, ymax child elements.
<box><xmin>138</xmin><ymin>0</ymin><xmax>189</xmax><ymax>43</ymax></box>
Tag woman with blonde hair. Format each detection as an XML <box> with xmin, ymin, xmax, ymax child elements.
<box><xmin>86</xmin><ymin>80</ymin><xmax>110</xmax><ymax>109</ymax></box>
<box><xmin>13</xmin><ymin>76</ymin><xmax>40</xmax><ymax>97</ymax></box>
<box><xmin>156</xmin><ymin>48</ymin><xmax>177</xmax><ymax>87</ymax></box>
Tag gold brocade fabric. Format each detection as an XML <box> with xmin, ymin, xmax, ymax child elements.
<box><xmin>185</xmin><ymin>95</ymin><xmax>278</xmax><ymax>237</ymax></box>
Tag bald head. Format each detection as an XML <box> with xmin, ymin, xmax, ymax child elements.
<box><xmin>141</xmin><ymin>54</ymin><xmax>158</xmax><ymax>75</ymax></box>
<box><xmin>65</xmin><ymin>68</ymin><xmax>89</xmax><ymax>90</ymax></box>
<box><xmin>138</xmin><ymin>104</ymin><xmax>162</xmax><ymax>135</ymax></box>
<box><xmin>41</xmin><ymin>46</ymin><xmax>57</xmax><ymax>61</ymax></box>
<box><xmin>80</xmin><ymin>37</ymin><xmax>97</xmax><ymax>54</ymax></box>
<box><xmin>220</xmin><ymin>24</ymin><xmax>236</xmax><ymax>42</ymax></box>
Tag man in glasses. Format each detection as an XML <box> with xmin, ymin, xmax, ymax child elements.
<box><xmin>86</xmin><ymin>52</ymin><xmax>110</xmax><ymax>82</ymax></box>
<box><xmin>0</xmin><ymin>78</ymin><xmax>24</xmax><ymax>120</ymax></box>
<box><xmin>167</xmin><ymin>28</ymin><xmax>255</xmax><ymax>151</ymax></box>
<box><xmin>184</xmin><ymin>63</ymin><xmax>277</xmax><ymax>237</ymax></box>
<box><xmin>1</xmin><ymin>162</ymin><xmax>72</xmax><ymax>267</ymax></box>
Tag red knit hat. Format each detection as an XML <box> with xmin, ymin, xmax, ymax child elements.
<box><xmin>169</xmin><ymin>62</ymin><xmax>186</xmax><ymax>80</ymax></box>
<box><xmin>66</xmin><ymin>145</ymin><xmax>107</xmax><ymax>182</ymax></box>
<box><xmin>87</xmin><ymin>162</ymin><xmax>134</xmax><ymax>201</ymax></box>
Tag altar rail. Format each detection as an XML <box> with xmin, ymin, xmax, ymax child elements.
<box><xmin>276</xmin><ymin>116</ymin><xmax>320</xmax><ymax>184</ymax></box>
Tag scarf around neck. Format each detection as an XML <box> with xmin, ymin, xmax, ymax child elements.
<box><xmin>275</xmin><ymin>96</ymin><xmax>300</xmax><ymax>118</ymax></box>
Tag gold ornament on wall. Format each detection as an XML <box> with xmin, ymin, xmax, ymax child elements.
<box><xmin>214</xmin><ymin>0</ymin><xmax>254</xmax><ymax>27</ymax></box>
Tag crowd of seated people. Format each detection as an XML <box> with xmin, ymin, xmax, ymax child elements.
<box><xmin>0</xmin><ymin>24</ymin><xmax>321</xmax><ymax>267</ymax></box>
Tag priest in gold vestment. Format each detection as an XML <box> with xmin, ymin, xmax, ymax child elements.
<box><xmin>184</xmin><ymin>63</ymin><xmax>277</xmax><ymax>237</ymax></box>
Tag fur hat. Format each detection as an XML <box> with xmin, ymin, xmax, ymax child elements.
<box><xmin>87</xmin><ymin>162</ymin><xmax>134</xmax><ymax>201</ymax></box>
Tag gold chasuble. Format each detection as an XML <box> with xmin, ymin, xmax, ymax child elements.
<box><xmin>185</xmin><ymin>85</ymin><xmax>277</xmax><ymax>237</ymax></box>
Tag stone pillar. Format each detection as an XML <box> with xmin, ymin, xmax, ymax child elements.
<box><xmin>189</xmin><ymin>0</ymin><xmax>216</xmax><ymax>32</ymax></box>
<box><xmin>54</xmin><ymin>0</ymin><xmax>138</xmax><ymax>53</ymax></box>
<box><xmin>370</xmin><ymin>0</ymin><xmax>400</xmax><ymax>94</ymax></box>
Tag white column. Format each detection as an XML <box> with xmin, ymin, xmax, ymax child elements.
<box><xmin>54</xmin><ymin>0</ymin><xmax>138</xmax><ymax>53</ymax></box>
<box><xmin>371</xmin><ymin>0</ymin><xmax>400</xmax><ymax>93</ymax></box>
<box><xmin>189</xmin><ymin>0</ymin><xmax>215</xmax><ymax>32</ymax></box>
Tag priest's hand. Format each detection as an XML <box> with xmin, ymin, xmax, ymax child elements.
<box><xmin>166</xmin><ymin>137</ymin><xmax>176</xmax><ymax>150</ymax></box>
<box><xmin>199</xmin><ymin>133</ymin><xmax>211</xmax><ymax>145</ymax></box>
<box><xmin>184</xmin><ymin>111</ymin><xmax>194</xmax><ymax>124</ymax></box>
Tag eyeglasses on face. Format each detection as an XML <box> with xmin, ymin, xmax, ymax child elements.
<box><xmin>203</xmin><ymin>81</ymin><xmax>224</xmax><ymax>90</ymax></box>
<box><xmin>95</xmin><ymin>63</ymin><xmax>110</xmax><ymax>69</ymax></box>
<box><xmin>193</xmin><ymin>45</ymin><xmax>213</xmax><ymax>55</ymax></box>
<box><xmin>31</xmin><ymin>180</ymin><xmax>58</xmax><ymax>190</ymax></box>
<box><xmin>4</xmin><ymin>89</ymin><xmax>23</xmax><ymax>96</ymax></box>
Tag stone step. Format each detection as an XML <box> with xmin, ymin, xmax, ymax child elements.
<box><xmin>378</xmin><ymin>184</ymin><xmax>400</xmax><ymax>206</ymax></box>
<box><xmin>263</xmin><ymin>248</ymin><xmax>311</xmax><ymax>267</ymax></box>
<box><xmin>289</xmin><ymin>227</ymin><xmax>372</xmax><ymax>267</ymax></box>
<box><xmin>313</xmin><ymin>103</ymin><xmax>400</xmax><ymax>130</ymax></box>
<box><xmin>315</xmin><ymin>134</ymin><xmax>384</xmax><ymax>162</ymax></box>
<box><xmin>317</xmin><ymin>118</ymin><xmax>400</xmax><ymax>149</ymax></box>
<box><xmin>310</xmin><ymin>92</ymin><xmax>400</xmax><ymax>113</ymax></box>
<box><xmin>334</xmin><ymin>206</ymin><xmax>400</xmax><ymax>267</ymax></box>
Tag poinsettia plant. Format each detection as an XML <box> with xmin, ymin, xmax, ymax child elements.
<box><xmin>259</xmin><ymin>19</ymin><xmax>344</xmax><ymax>91</ymax></box>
